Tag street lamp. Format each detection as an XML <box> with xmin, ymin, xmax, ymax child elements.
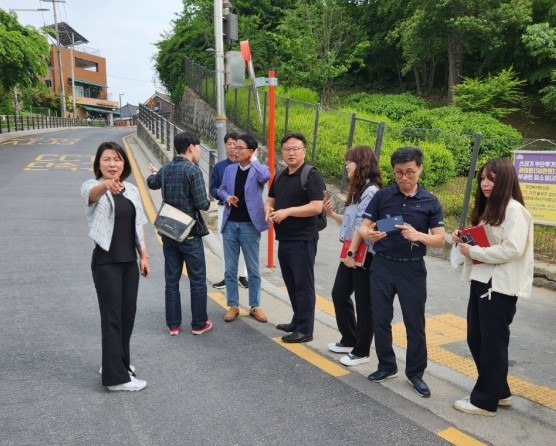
<box><xmin>9</xmin><ymin>8</ymin><xmax>50</xmax><ymax>12</ymax></box>
<box><xmin>119</xmin><ymin>94</ymin><xmax>125</xmax><ymax>121</ymax></box>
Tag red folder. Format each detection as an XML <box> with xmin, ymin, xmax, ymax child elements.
<box><xmin>460</xmin><ymin>225</ymin><xmax>491</xmax><ymax>265</ymax></box>
<box><xmin>339</xmin><ymin>240</ymin><xmax>368</xmax><ymax>267</ymax></box>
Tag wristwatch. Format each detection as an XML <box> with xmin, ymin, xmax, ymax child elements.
<box><xmin>347</xmin><ymin>250</ymin><xmax>354</xmax><ymax>258</ymax></box>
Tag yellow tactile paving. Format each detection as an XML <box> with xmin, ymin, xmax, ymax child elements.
<box><xmin>273</xmin><ymin>337</ymin><xmax>349</xmax><ymax>377</ymax></box>
<box><xmin>437</xmin><ymin>427</ymin><xmax>486</xmax><ymax>446</ymax></box>
<box><xmin>392</xmin><ymin>313</ymin><xmax>556</xmax><ymax>411</ymax></box>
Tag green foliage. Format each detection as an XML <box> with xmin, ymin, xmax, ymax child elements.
<box><xmin>0</xmin><ymin>10</ymin><xmax>50</xmax><ymax>91</ymax></box>
<box><xmin>398</xmin><ymin>106</ymin><xmax>522</xmax><ymax>174</ymax></box>
<box><xmin>275</xmin><ymin>86</ymin><xmax>319</xmax><ymax>103</ymax></box>
<box><xmin>454</xmin><ymin>68</ymin><xmax>526</xmax><ymax>118</ymax></box>
<box><xmin>343</xmin><ymin>93</ymin><xmax>427</xmax><ymax>122</ymax></box>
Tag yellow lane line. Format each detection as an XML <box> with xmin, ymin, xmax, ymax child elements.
<box><xmin>123</xmin><ymin>135</ymin><xmax>188</xmax><ymax>276</ymax></box>
<box><xmin>208</xmin><ymin>292</ymin><xmax>249</xmax><ymax>317</ymax></box>
<box><xmin>273</xmin><ymin>337</ymin><xmax>349</xmax><ymax>377</ymax></box>
<box><xmin>282</xmin><ymin>286</ymin><xmax>556</xmax><ymax>410</ymax></box>
<box><xmin>437</xmin><ymin>427</ymin><xmax>486</xmax><ymax>446</ymax></box>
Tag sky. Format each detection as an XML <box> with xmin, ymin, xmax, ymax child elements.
<box><xmin>1</xmin><ymin>0</ymin><xmax>185</xmax><ymax>106</ymax></box>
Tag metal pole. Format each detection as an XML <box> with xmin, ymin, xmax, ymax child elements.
<box><xmin>70</xmin><ymin>33</ymin><xmax>76</xmax><ymax>118</ymax></box>
<box><xmin>43</xmin><ymin>0</ymin><xmax>67</xmax><ymax>118</ymax></box>
<box><xmin>459</xmin><ymin>132</ymin><xmax>483</xmax><ymax>229</ymax></box>
<box><xmin>341</xmin><ymin>113</ymin><xmax>357</xmax><ymax>192</ymax></box>
<box><xmin>267</xmin><ymin>69</ymin><xmax>277</xmax><ymax>268</ymax></box>
<box><xmin>214</xmin><ymin>0</ymin><xmax>227</xmax><ymax>161</ymax></box>
<box><xmin>311</xmin><ymin>103</ymin><xmax>320</xmax><ymax>164</ymax></box>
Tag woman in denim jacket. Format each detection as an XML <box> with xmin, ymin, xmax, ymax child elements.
<box><xmin>325</xmin><ymin>146</ymin><xmax>382</xmax><ymax>367</ymax></box>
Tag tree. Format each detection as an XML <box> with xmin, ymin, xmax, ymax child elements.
<box><xmin>522</xmin><ymin>22</ymin><xmax>556</xmax><ymax>115</ymax></box>
<box><xmin>273</xmin><ymin>0</ymin><xmax>366</xmax><ymax>104</ymax></box>
<box><xmin>392</xmin><ymin>1</ymin><xmax>532</xmax><ymax>102</ymax></box>
<box><xmin>0</xmin><ymin>9</ymin><xmax>50</xmax><ymax>92</ymax></box>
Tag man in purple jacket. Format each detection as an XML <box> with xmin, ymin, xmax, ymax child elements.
<box><xmin>217</xmin><ymin>134</ymin><xmax>270</xmax><ymax>323</ymax></box>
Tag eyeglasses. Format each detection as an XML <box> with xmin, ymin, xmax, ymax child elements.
<box><xmin>233</xmin><ymin>145</ymin><xmax>250</xmax><ymax>151</ymax></box>
<box><xmin>282</xmin><ymin>146</ymin><xmax>305</xmax><ymax>153</ymax></box>
<box><xmin>394</xmin><ymin>170</ymin><xmax>418</xmax><ymax>178</ymax></box>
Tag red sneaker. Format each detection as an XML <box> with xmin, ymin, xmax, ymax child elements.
<box><xmin>192</xmin><ymin>320</ymin><xmax>213</xmax><ymax>335</ymax></box>
<box><xmin>168</xmin><ymin>327</ymin><xmax>180</xmax><ymax>336</ymax></box>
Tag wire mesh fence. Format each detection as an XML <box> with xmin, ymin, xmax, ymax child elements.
<box><xmin>182</xmin><ymin>58</ymin><xmax>556</xmax><ymax>260</ymax></box>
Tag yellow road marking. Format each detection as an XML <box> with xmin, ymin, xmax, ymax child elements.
<box><xmin>437</xmin><ymin>427</ymin><xmax>486</xmax><ymax>446</ymax></box>
<box><xmin>208</xmin><ymin>292</ymin><xmax>249</xmax><ymax>317</ymax></box>
<box><xmin>282</xmin><ymin>286</ymin><xmax>556</xmax><ymax>410</ymax></box>
<box><xmin>123</xmin><ymin>135</ymin><xmax>188</xmax><ymax>276</ymax></box>
<box><xmin>273</xmin><ymin>337</ymin><xmax>349</xmax><ymax>377</ymax></box>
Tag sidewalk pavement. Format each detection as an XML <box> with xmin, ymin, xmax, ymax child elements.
<box><xmin>125</xmin><ymin>132</ymin><xmax>556</xmax><ymax>433</ymax></box>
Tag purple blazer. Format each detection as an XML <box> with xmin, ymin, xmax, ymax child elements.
<box><xmin>217</xmin><ymin>160</ymin><xmax>271</xmax><ymax>233</ymax></box>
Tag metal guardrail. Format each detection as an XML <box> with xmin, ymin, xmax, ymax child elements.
<box><xmin>0</xmin><ymin>114</ymin><xmax>105</xmax><ymax>133</ymax></box>
<box><xmin>137</xmin><ymin>104</ymin><xmax>217</xmax><ymax>193</ymax></box>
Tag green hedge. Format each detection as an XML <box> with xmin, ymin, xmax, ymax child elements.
<box><xmin>343</xmin><ymin>92</ymin><xmax>427</xmax><ymax>122</ymax></box>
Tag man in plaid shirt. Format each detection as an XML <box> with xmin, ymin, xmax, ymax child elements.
<box><xmin>147</xmin><ymin>131</ymin><xmax>212</xmax><ymax>336</ymax></box>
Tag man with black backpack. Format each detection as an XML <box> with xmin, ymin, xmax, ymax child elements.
<box><xmin>265</xmin><ymin>133</ymin><xmax>326</xmax><ymax>343</ymax></box>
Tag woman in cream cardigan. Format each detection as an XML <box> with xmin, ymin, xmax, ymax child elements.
<box><xmin>452</xmin><ymin>157</ymin><xmax>534</xmax><ymax>416</ymax></box>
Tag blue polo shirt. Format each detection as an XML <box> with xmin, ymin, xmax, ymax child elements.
<box><xmin>363</xmin><ymin>184</ymin><xmax>444</xmax><ymax>258</ymax></box>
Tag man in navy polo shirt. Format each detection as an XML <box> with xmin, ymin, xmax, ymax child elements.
<box><xmin>358</xmin><ymin>146</ymin><xmax>445</xmax><ymax>397</ymax></box>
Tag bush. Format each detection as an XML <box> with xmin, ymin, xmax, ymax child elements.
<box><xmin>343</xmin><ymin>92</ymin><xmax>427</xmax><ymax>122</ymax></box>
<box><xmin>454</xmin><ymin>67</ymin><xmax>525</xmax><ymax>118</ymax></box>
<box><xmin>397</xmin><ymin>107</ymin><xmax>522</xmax><ymax>174</ymax></box>
<box><xmin>276</xmin><ymin>86</ymin><xmax>319</xmax><ymax>104</ymax></box>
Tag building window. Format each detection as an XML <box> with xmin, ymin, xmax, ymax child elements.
<box><xmin>45</xmin><ymin>80</ymin><xmax>52</xmax><ymax>88</ymax></box>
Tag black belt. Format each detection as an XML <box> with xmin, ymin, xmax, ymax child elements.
<box><xmin>376</xmin><ymin>252</ymin><xmax>423</xmax><ymax>262</ymax></box>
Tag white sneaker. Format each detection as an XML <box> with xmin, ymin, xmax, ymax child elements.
<box><xmin>328</xmin><ymin>342</ymin><xmax>353</xmax><ymax>353</ymax></box>
<box><xmin>340</xmin><ymin>353</ymin><xmax>370</xmax><ymax>366</ymax></box>
<box><xmin>453</xmin><ymin>398</ymin><xmax>496</xmax><ymax>416</ymax></box>
<box><xmin>99</xmin><ymin>364</ymin><xmax>136</xmax><ymax>375</ymax></box>
<box><xmin>106</xmin><ymin>376</ymin><xmax>147</xmax><ymax>392</ymax></box>
<box><xmin>466</xmin><ymin>395</ymin><xmax>513</xmax><ymax>407</ymax></box>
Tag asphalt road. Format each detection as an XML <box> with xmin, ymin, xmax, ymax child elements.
<box><xmin>0</xmin><ymin>128</ymin><xmax>449</xmax><ymax>445</ymax></box>
<box><xmin>1</xmin><ymin>127</ymin><xmax>555</xmax><ymax>445</ymax></box>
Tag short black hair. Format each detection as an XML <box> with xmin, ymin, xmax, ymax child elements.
<box><xmin>224</xmin><ymin>131</ymin><xmax>239</xmax><ymax>143</ymax></box>
<box><xmin>390</xmin><ymin>146</ymin><xmax>424</xmax><ymax>167</ymax></box>
<box><xmin>174</xmin><ymin>131</ymin><xmax>200</xmax><ymax>154</ymax></box>
<box><xmin>280</xmin><ymin>133</ymin><xmax>307</xmax><ymax>147</ymax></box>
<box><xmin>237</xmin><ymin>134</ymin><xmax>258</xmax><ymax>151</ymax></box>
<box><xmin>93</xmin><ymin>142</ymin><xmax>131</xmax><ymax>180</ymax></box>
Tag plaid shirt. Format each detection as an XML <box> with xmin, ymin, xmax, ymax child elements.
<box><xmin>147</xmin><ymin>156</ymin><xmax>210</xmax><ymax>234</ymax></box>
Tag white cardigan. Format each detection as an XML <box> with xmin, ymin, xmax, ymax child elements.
<box><xmin>462</xmin><ymin>199</ymin><xmax>534</xmax><ymax>299</ymax></box>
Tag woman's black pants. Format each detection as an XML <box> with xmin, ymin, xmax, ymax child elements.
<box><xmin>92</xmin><ymin>260</ymin><xmax>138</xmax><ymax>386</ymax></box>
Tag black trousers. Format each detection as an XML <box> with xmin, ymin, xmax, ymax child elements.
<box><xmin>331</xmin><ymin>254</ymin><xmax>373</xmax><ymax>357</ymax></box>
<box><xmin>92</xmin><ymin>260</ymin><xmax>139</xmax><ymax>386</ymax></box>
<box><xmin>468</xmin><ymin>280</ymin><xmax>517</xmax><ymax>412</ymax></box>
<box><xmin>278</xmin><ymin>239</ymin><xmax>317</xmax><ymax>334</ymax></box>
<box><xmin>370</xmin><ymin>255</ymin><xmax>427</xmax><ymax>378</ymax></box>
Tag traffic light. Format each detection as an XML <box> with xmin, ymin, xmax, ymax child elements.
<box><xmin>223</xmin><ymin>11</ymin><xmax>238</xmax><ymax>43</ymax></box>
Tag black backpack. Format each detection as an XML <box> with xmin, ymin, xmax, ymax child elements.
<box><xmin>274</xmin><ymin>164</ymin><xmax>327</xmax><ymax>231</ymax></box>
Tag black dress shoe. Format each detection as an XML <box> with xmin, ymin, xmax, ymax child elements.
<box><xmin>281</xmin><ymin>332</ymin><xmax>313</xmax><ymax>343</ymax></box>
<box><xmin>408</xmin><ymin>376</ymin><xmax>430</xmax><ymax>397</ymax></box>
<box><xmin>276</xmin><ymin>322</ymin><xmax>296</xmax><ymax>332</ymax></box>
<box><xmin>368</xmin><ymin>368</ymin><xmax>398</xmax><ymax>383</ymax></box>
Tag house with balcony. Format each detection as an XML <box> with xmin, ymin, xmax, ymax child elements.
<box><xmin>43</xmin><ymin>22</ymin><xmax>118</xmax><ymax>118</ymax></box>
